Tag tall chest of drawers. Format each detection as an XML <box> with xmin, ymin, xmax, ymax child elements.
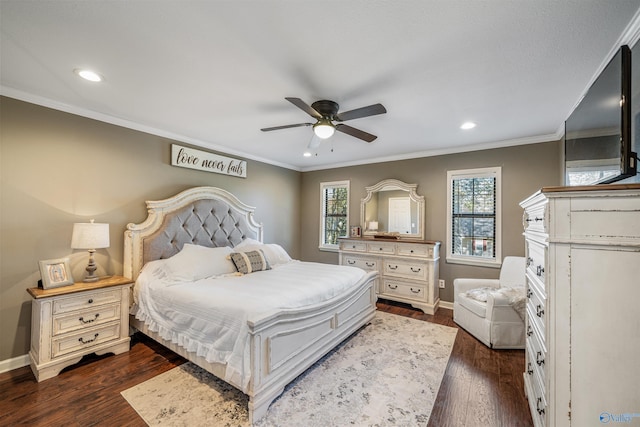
<box><xmin>520</xmin><ymin>184</ymin><xmax>640</xmax><ymax>426</ymax></box>
<box><xmin>339</xmin><ymin>238</ymin><xmax>440</xmax><ymax>314</ymax></box>
<box><xmin>27</xmin><ymin>276</ymin><xmax>133</xmax><ymax>381</ymax></box>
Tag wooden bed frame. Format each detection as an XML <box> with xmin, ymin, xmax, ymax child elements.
<box><xmin>123</xmin><ymin>186</ymin><xmax>377</xmax><ymax>423</ymax></box>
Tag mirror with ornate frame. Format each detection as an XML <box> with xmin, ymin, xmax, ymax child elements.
<box><xmin>360</xmin><ymin>179</ymin><xmax>425</xmax><ymax>240</ymax></box>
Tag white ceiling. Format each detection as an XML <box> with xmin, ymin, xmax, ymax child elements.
<box><xmin>2</xmin><ymin>1</ymin><xmax>640</xmax><ymax>171</ymax></box>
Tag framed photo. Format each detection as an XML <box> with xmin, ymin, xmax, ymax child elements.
<box><xmin>350</xmin><ymin>226</ymin><xmax>361</xmax><ymax>238</ymax></box>
<box><xmin>38</xmin><ymin>257</ymin><xmax>74</xmax><ymax>289</ymax></box>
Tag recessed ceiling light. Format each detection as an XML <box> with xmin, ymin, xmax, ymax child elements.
<box><xmin>460</xmin><ymin>122</ymin><xmax>476</xmax><ymax>130</ymax></box>
<box><xmin>303</xmin><ymin>151</ymin><xmax>312</xmax><ymax>157</ymax></box>
<box><xmin>74</xmin><ymin>69</ymin><xmax>103</xmax><ymax>82</ymax></box>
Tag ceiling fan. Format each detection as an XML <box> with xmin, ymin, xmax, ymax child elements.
<box><xmin>261</xmin><ymin>97</ymin><xmax>387</xmax><ymax>143</ymax></box>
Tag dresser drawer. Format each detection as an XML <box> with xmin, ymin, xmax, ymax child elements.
<box><xmin>523</xmin><ymin>203</ymin><xmax>548</xmax><ymax>234</ymax></box>
<box><xmin>340</xmin><ymin>241</ymin><xmax>367</xmax><ymax>252</ymax></box>
<box><xmin>381</xmin><ymin>279</ymin><xmax>426</xmax><ymax>301</ymax></box>
<box><xmin>526</xmin><ymin>239</ymin><xmax>547</xmax><ymax>288</ymax></box>
<box><xmin>342</xmin><ymin>255</ymin><xmax>378</xmax><ymax>271</ymax></box>
<box><xmin>51</xmin><ymin>322</ymin><xmax>121</xmax><ymax>359</ymax></box>
<box><xmin>525</xmin><ymin>349</ymin><xmax>547</xmax><ymax>427</ymax></box>
<box><xmin>396</xmin><ymin>244</ymin><xmax>430</xmax><ymax>258</ymax></box>
<box><xmin>526</xmin><ymin>280</ymin><xmax>546</xmax><ymax>342</ymax></box>
<box><xmin>53</xmin><ymin>303</ymin><xmax>121</xmax><ymax>336</ymax></box>
<box><xmin>383</xmin><ymin>259</ymin><xmax>428</xmax><ymax>281</ymax></box>
<box><xmin>526</xmin><ymin>320</ymin><xmax>547</xmax><ymax>386</ymax></box>
<box><xmin>367</xmin><ymin>242</ymin><xmax>396</xmax><ymax>255</ymax></box>
<box><xmin>53</xmin><ymin>288</ymin><xmax>122</xmax><ymax>315</ymax></box>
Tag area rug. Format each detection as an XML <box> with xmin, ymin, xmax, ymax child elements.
<box><xmin>121</xmin><ymin>311</ymin><xmax>457</xmax><ymax>426</ymax></box>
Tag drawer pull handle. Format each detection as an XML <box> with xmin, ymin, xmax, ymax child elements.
<box><xmin>347</xmin><ymin>260</ymin><xmax>356</xmax><ymax>265</ymax></box>
<box><xmin>388</xmin><ymin>265</ymin><xmax>398</xmax><ymax>270</ymax></box>
<box><xmin>410</xmin><ymin>267</ymin><xmax>421</xmax><ymax>273</ymax></box>
<box><xmin>526</xmin><ymin>217</ymin><xmax>543</xmax><ymax>223</ymax></box>
<box><xmin>527</xmin><ymin>325</ymin><xmax>533</xmax><ymax>337</ymax></box>
<box><xmin>88</xmin><ymin>298</ymin><xmax>94</xmax><ymax>304</ymax></box>
<box><xmin>527</xmin><ymin>362</ymin><xmax>533</xmax><ymax>375</ymax></box>
<box><xmin>379</xmin><ymin>247</ymin><xmax>384</xmax><ymax>251</ymax></box>
<box><xmin>536</xmin><ymin>265</ymin><xmax>545</xmax><ymax>277</ymax></box>
<box><xmin>388</xmin><ymin>284</ymin><xmax>398</xmax><ymax>290</ymax></box>
<box><xmin>536</xmin><ymin>305</ymin><xmax>544</xmax><ymax>318</ymax></box>
<box><xmin>526</xmin><ymin>257</ymin><xmax>533</xmax><ymax>267</ymax></box>
<box><xmin>527</xmin><ymin>289</ymin><xmax>533</xmax><ymax>298</ymax></box>
<box><xmin>536</xmin><ymin>397</ymin><xmax>545</xmax><ymax>415</ymax></box>
<box><xmin>410</xmin><ymin>288</ymin><xmax>421</xmax><ymax>294</ymax></box>
<box><xmin>536</xmin><ymin>351</ymin><xmax>545</xmax><ymax>366</ymax></box>
<box><xmin>79</xmin><ymin>314</ymin><xmax>99</xmax><ymax>324</ymax></box>
<box><xmin>366</xmin><ymin>262</ymin><xmax>375</xmax><ymax>267</ymax></box>
<box><xmin>351</xmin><ymin>245</ymin><xmax>356</xmax><ymax>249</ymax></box>
<box><xmin>79</xmin><ymin>333</ymin><xmax>99</xmax><ymax>345</ymax></box>
<box><xmin>410</xmin><ymin>250</ymin><xmax>414</xmax><ymax>253</ymax></box>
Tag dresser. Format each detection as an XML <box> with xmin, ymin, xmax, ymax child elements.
<box><xmin>339</xmin><ymin>237</ymin><xmax>440</xmax><ymax>314</ymax></box>
<box><xmin>27</xmin><ymin>275</ymin><xmax>133</xmax><ymax>381</ymax></box>
<box><xmin>520</xmin><ymin>184</ymin><xmax>640</xmax><ymax>426</ymax></box>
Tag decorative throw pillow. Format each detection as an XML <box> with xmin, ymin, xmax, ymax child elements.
<box><xmin>229</xmin><ymin>249</ymin><xmax>271</xmax><ymax>274</ymax></box>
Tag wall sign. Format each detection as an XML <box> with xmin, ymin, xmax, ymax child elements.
<box><xmin>171</xmin><ymin>144</ymin><xmax>246</xmax><ymax>178</ymax></box>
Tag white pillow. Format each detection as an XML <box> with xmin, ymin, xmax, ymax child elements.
<box><xmin>163</xmin><ymin>244</ymin><xmax>236</xmax><ymax>281</ymax></box>
<box><xmin>262</xmin><ymin>244</ymin><xmax>293</xmax><ymax>265</ymax></box>
<box><xmin>235</xmin><ymin>238</ymin><xmax>263</xmax><ymax>249</ymax></box>
<box><xmin>235</xmin><ymin>242</ymin><xmax>292</xmax><ymax>266</ymax></box>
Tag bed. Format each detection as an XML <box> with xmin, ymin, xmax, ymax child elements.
<box><xmin>123</xmin><ymin>186</ymin><xmax>377</xmax><ymax>423</ymax></box>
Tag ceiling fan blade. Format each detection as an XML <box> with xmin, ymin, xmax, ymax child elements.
<box><xmin>335</xmin><ymin>124</ymin><xmax>377</xmax><ymax>142</ymax></box>
<box><xmin>285</xmin><ymin>97</ymin><xmax>322</xmax><ymax>119</ymax></box>
<box><xmin>336</xmin><ymin>103</ymin><xmax>386</xmax><ymax>122</ymax></box>
<box><xmin>261</xmin><ymin>123</ymin><xmax>312</xmax><ymax>132</ymax></box>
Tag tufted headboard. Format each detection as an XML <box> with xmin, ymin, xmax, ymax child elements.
<box><xmin>123</xmin><ymin>187</ymin><xmax>263</xmax><ymax>280</ymax></box>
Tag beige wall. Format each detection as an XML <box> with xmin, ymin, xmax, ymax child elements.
<box><xmin>0</xmin><ymin>95</ymin><xmax>563</xmax><ymax>363</ymax></box>
<box><xmin>300</xmin><ymin>141</ymin><xmax>562</xmax><ymax>302</ymax></box>
<box><xmin>0</xmin><ymin>97</ymin><xmax>301</xmax><ymax>361</ymax></box>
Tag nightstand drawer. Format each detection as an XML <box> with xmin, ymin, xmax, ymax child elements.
<box><xmin>383</xmin><ymin>259</ymin><xmax>428</xmax><ymax>281</ymax></box>
<box><xmin>53</xmin><ymin>288</ymin><xmax>121</xmax><ymax>315</ymax></box>
<box><xmin>53</xmin><ymin>303</ymin><xmax>121</xmax><ymax>336</ymax></box>
<box><xmin>51</xmin><ymin>322</ymin><xmax>121</xmax><ymax>358</ymax></box>
<box><xmin>382</xmin><ymin>279</ymin><xmax>426</xmax><ymax>301</ymax></box>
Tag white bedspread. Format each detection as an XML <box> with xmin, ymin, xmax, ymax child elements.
<box><xmin>131</xmin><ymin>260</ymin><xmax>369</xmax><ymax>391</ymax></box>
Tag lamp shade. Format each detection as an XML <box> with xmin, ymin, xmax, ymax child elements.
<box><xmin>71</xmin><ymin>221</ymin><xmax>110</xmax><ymax>250</ymax></box>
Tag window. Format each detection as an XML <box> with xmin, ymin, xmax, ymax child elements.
<box><xmin>319</xmin><ymin>180</ymin><xmax>349</xmax><ymax>251</ymax></box>
<box><xmin>446</xmin><ymin>167</ymin><xmax>501</xmax><ymax>267</ymax></box>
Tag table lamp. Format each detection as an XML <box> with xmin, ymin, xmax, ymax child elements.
<box><xmin>71</xmin><ymin>219</ymin><xmax>110</xmax><ymax>282</ymax></box>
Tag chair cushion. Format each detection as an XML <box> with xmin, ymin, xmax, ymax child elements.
<box><xmin>457</xmin><ymin>293</ymin><xmax>487</xmax><ymax>318</ymax></box>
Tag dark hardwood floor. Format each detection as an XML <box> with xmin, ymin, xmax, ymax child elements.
<box><xmin>0</xmin><ymin>301</ymin><xmax>533</xmax><ymax>426</ymax></box>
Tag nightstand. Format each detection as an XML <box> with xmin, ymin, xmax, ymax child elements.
<box><xmin>27</xmin><ymin>275</ymin><xmax>133</xmax><ymax>382</ymax></box>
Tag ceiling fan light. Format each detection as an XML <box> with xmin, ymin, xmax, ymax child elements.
<box><xmin>313</xmin><ymin>120</ymin><xmax>335</xmax><ymax>139</ymax></box>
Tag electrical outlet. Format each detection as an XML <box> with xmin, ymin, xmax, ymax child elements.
<box><xmin>438</xmin><ymin>279</ymin><xmax>445</xmax><ymax>289</ymax></box>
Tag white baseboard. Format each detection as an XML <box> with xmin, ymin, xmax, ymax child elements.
<box><xmin>0</xmin><ymin>354</ymin><xmax>30</xmax><ymax>374</ymax></box>
<box><xmin>439</xmin><ymin>301</ymin><xmax>454</xmax><ymax>310</ymax></box>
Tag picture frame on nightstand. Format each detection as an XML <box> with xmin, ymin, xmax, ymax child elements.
<box><xmin>350</xmin><ymin>226</ymin><xmax>361</xmax><ymax>237</ymax></box>
<box><xmin>38</xmin><ymin>257</ymin><xmax>74</xmax><ymax>289</ymax></box>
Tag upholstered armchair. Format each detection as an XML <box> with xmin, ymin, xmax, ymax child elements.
<box><xmin>453</xmin><ymin>256</ymin><xmax>527</xmax><ymax>349</ymax></box>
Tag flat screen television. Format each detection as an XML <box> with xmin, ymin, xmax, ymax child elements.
<box><xmin>565</xmin><ymin>45</ymin><xmax>637</xmax><ymax>185</ymax></box>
